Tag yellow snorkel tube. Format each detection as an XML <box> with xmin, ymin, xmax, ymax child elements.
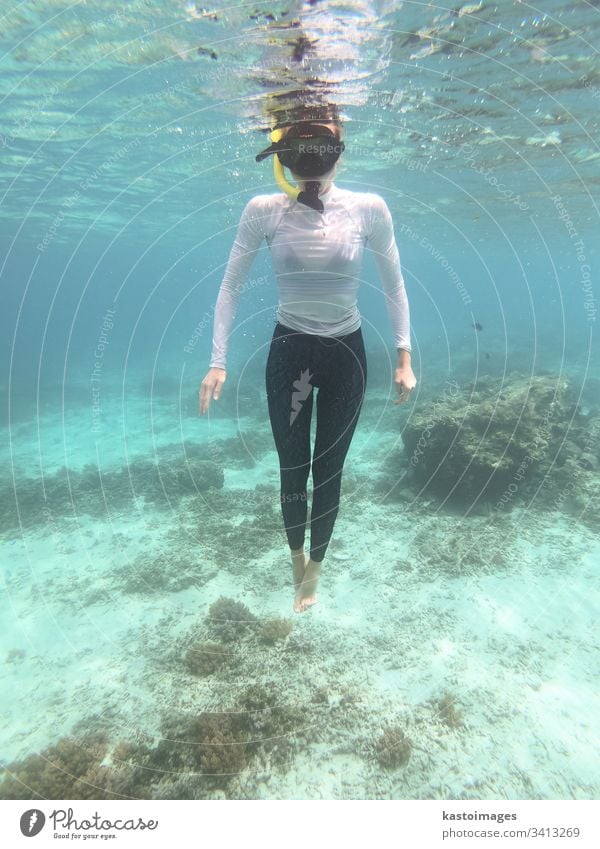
<box><xmin>269</xmin><ymin>128</ymin><xmax>302</xmax><ymax>205</ymax></box>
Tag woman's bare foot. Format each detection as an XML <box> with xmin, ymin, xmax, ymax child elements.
<box><xmin>294</xmin><ymin>558</ymin><xmax>320</xmax><ymax>613</ymax></box>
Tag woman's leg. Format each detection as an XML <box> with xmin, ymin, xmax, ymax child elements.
<box><xmin>309</xmin><ymin>329</ymin><xmax>367</xmax><ymax>563</ymax></box>
<box><xmin>293</xmin><ymin>329</ymin><xmax>366</xmax><ymax>612</ymax></box>
<box><xmin>265</xmin><ymin>323</ymin><xmax>314</xmax><ymax>559</ymax></box>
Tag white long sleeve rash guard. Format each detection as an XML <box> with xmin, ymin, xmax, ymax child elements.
<box><xmin>209</xmin><ymin>183</ymin><xmax>411</xmax><ymax>369</ymax></box>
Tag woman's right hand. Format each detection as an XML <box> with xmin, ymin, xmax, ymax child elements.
<box><xmin>199</xmin><ymin>367</ymin><xmax>226</xmax><ymax>415</ymax></box>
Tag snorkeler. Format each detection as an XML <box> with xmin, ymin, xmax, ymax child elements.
<box><xmin>199</xmin><ymin>109</ymin><xmax>416</xmax><ymax>613</ymax></box>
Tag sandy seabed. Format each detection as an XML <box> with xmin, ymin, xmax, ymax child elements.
<box><xmin>1</xmin><ymin>389</ymin><xmax>598</xmax><ymax>801</ymax></box>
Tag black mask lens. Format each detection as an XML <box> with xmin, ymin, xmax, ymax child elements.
<box><xmin>276</xmin><ymin>124</ymin><xmax>344</xmax><ymax>177</ymax></box>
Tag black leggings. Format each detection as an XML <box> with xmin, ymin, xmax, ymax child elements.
<box><xmin>265</xmin><ymin>321</ymin><xmax>367</xmax><ymax>562</ymax></box>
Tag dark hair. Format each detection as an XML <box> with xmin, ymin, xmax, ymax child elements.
<box><xmin>273</xmin><ymin>102</ymin><xmax>343</xmax><ymax>135</ymax></box>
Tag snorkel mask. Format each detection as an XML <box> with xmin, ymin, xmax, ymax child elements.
<box><xmin>256</xmin><ymin>122</ymin><xmax>345</xmax><ymax>213</ymax></box>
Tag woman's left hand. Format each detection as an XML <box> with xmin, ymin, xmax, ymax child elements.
<box><xmin>394</xmin><ymin>365</ymin><xmax>417</xmax><ymax>404</ymax></box>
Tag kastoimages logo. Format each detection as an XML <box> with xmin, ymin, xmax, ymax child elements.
<box><xmin>20</xmin><ymin>809</ymin><xmax>46</xmax><ymax>837</ymax></box>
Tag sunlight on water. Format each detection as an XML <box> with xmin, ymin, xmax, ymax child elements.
<box><xmin>1</xmin><ymin>0</ymin><xmax>598</xmax><ymax>238</ymax></box>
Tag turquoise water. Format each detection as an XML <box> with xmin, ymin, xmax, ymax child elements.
<box><xmin>0</xmin><ymin>0</ymin><xmax>599</xmax><ymax>800</ymax></box>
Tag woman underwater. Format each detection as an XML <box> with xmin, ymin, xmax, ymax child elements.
<box><xmin>200</xmin><ymin>108</ymin><xmax>416</xmax><ymax>613</ymax></box>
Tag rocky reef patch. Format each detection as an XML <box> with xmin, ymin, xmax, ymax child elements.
<box><xmin>402</xmin><ymin>374</ymin><xmax>600</xmax><ymax>521</ymax></box>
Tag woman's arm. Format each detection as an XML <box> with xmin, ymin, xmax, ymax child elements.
<box><xmin>367</xmin><ymin>196</ymin><xmax>417</xmax><ymax>403</ymax></box>
<box><xmin>200</xmin><ymin>198</ymin><xmax>266</xmax><ymax>415</ymax></box>
<box><xmin>209</xmin><ymin>197</ymin><xmax>267</xmax><ymax>369</ymax></box>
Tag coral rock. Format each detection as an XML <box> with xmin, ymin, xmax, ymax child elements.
<box><xmin>375</xmin><ymin>726</ymin><xmax>412</xmax><ymax>769</ymax></box>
